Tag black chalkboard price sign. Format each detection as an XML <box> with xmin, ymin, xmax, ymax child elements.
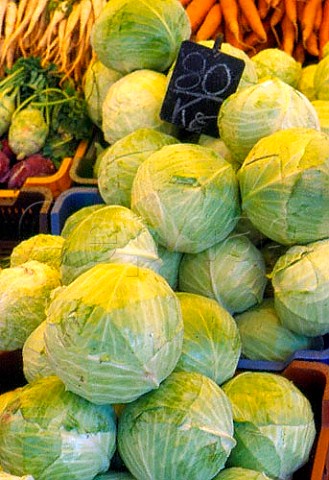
<box><xmin>160</xmin><ymin>38</ymin><xmax>245</xmax><ymax>137</ymax></box>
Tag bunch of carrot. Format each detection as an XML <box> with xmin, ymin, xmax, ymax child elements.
<box><xmin>181</xmin><ymin>0</ymin><xmax>329</xmax><ymax>62</ymax></box>
<box><xmin>0</xmin><ymin>0</ymin><xmax>107</xmax><ymax>85</ymax></box>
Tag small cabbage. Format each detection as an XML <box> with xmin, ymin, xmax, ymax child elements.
<box><xmin>0</xmin><ymin>89</ymin><xmax>16</xmax><ymax>136</ymax></box>
<box><xmin>238</xmin><ymin>127</ymin><xmax>329</xmax><ymax>245</ymax></box>
<box><xmin>0</xmin><ymin>376</ymin><xmax>117</xmax><ymax>480</ymax></box>
<box><xmin>83</xmin><ymin>59</ymin><xmax>122</xmax><ymax>127</ymax></box>
<box><xmin>60</xmin><ymin>204</ymin><xmax>105</xmax><ymax>238</ymax></box>
<box><xmin>22</xmin><ymin>321</ymin><xmax>54</xmax><ymax>383</ymax></box>
<box><xmin>270</xmin><ymin>239</ymin><xmax>329</xmax><ymax>336</ymax></box>
<box><xmin>198</xmin><ymin>41</ymin><xmax>258</xmax><ymax>90</ymax></box>
<box><xmin>314</xmin><ymin>54</ymin><xmax>329</xmax><ymax>100</ymax></box>
<box><xmin>251</xmin><ymin>48</ymin><xmax>302</xmax><ymax>88</ymax></box>
<box><xmin>10</xmin><ymin>234</ymin><xmax>64</xmax><ymax>269</ymax></box>
<box><xmin>118</xmin><ymin>371</ymin><xmax>236</xmax><ymax>480</ymax></box>
<box><xmin>98</xmin><ymin>128</ymin><xmax>178</xmax><ymax>207</ymax></box>
<box><xmin>60</xmin><ymin>204</ymin><xmax>160</xmax><ymax>284</ymax></box>
<box><xmin>175</xmin><ymin>293</ymin><xmax>241</xmax><ymax>384</ymax></box>
<box><xmin>218</xmin><ymin>78</ymin><xmax>320</xmax><ymax>164</ymax></box>
<box><xmin>178</xmin><ymin>235</ymin><xmax>267</xmax><ymax>314</ymax></box>
<box><xmin>311</xmin><ymin>99</ymin><xmax>329</xmax><ymax>135</ymax></box>
<box><xmin>0</xmin><ymin>260</ymin><xmax>61</xmax><ymax>351</ymax></box>
<box><xmin>214</xmin><ymin>467</ymin><xmax>272</xmax><ymax>479</ymax></box>
<box><xmin>131</xmin><ymin>143</ymin><xmax>240</xmax><ymax>253</ymax></box>
<box><xmin>91</xmin><ymin>0</ymin><xmax>191</xmax><ymax>74</ymax></box>
<box><xmin>44</xmin><ymin>263</ymin><xmax>183</xmax><ymax>404</ymax></box>
<box><xmin>102</xmin><ymin>70</ymin><xmax>174</xmax><ymax>144</ymax></box>
<box><xmin>297</xmin><ymin>64</ymin><xmax>317</xmax><ymax>101</ymax></box>
<box><xmin>157</xmin><ymin>244</ymin><xmax>182</xmax><ymax>290</ymax></box>
<box><xmin>8</xmin><ymin>108</ymin><xmax>48</xmax><ymax>160</ymax></box>
<box><xmin>235</xmin><ymin>298</ymin><xmax>314</xmax><ymax>362</ymax></box>
<box><xmin>222</xmin><ymin>371</ymin><xmax>316</xmax><ymax>479</ymax></box>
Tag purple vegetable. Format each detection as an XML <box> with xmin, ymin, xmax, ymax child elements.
<box><xmin>7</xmin><ymin>154</ymin><xmax>56</xmax><ymax>189</ymax></box>
<box><xmin>0</xmin><ymin>137</ymin><xmax>16</xmax><ymax>161</ymax></box>
<box><xmin>0</xmin><ymin>150</ymin><xmax>10</xmax><ymax>183</ymax></box>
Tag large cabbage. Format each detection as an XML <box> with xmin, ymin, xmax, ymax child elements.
<box><xmin>102</xmin><ymin>70</ymin><xmax>174</xmax><ymax>144</ymax></box>
<box><xmin>238</xmin><ymin>127</ymin><xmax>329</xmax><ymax>245</ymax></box>
<box><xmin>311</xmin><ymin>99</ymin><xmax>329</xmax><ymax>135</ymax></box>
<box><xmin>251</xmin><ymin>48</ymin><xmax>302</xmax><ymax>88</ymax></box>
<box><xmin>131</xmin><ymin>143</ymin><xmax>240</xmax><ymax>253</ymax></box>
<box><xmin>91</xmin><ymin>0</ymin><xmax>191</xmax><ymax>74</ymax></box>
<box><xmin>235</xmin><ymin>298</ymin><xmax>314</xmax><ymax>362</ymax></box>
<box><xmin>98</xmin><ymin>128</ymin><xmax>178</xmax><ymax>207</ymax></box>
<box><xmin>10</xmin><ymin>234</ymin><xmax>64</xmax><ymax>269</ymax></box>
<box><xmin>157</xmin><ymin>244</ymin><xmax>182</xmax><ymax>290</ymax></box>
<box><xmin>218</xmin><ymin>78</ymin><xmax>320</xmax><ymax>164</ymax></box>
<box><xmin>60</xmin><ymin>204</ymin><xmax>160</xmax><ymax>284</ymax></box>
<box><xmin>270</xmin><ymin>238</ymin><xmax>329</xmax><ymax>336</ymax></box>
<box><xmin>0</xmin><ymin>260</ymin><xmax>61</xmax><ymax>351</ymax></box>
<box><xmin>222</xmin><ymin>372</ymin><xmax>316</xmax><ymax>479</ymax></box>
<box><xmin>0</xmin><ymin>376</ymin><xmax>117</xmax><ymax>480</ymax></box>
<box><xmin>44</xmin><ymin>262</ymin><xmax>183</xmax><ymax>404</ymax></box>
<box><xmin>174</xmin><ymin>293</ymin><xmax>241</xmax><ymax>384</ymax></box>
<box><xmin>118</xmin><ymin>371</ymin><xmax>236</xmax><ymax>480</ymax></box>
<box><xmin>297</xmin><ymin>64</ymin><xmax>317</xmax><ymax>101</ymax></box>
<box><xmin>83</xmin><ymin>59</ymin><xmax>122</xmax><ymax>127</ymax></box>
<box><xmin>60</xmin><ymin>205</ymin><xmax>105</xmax><ymax>239</ymax></box>
<box><xmin>178</xmin><ymin>234</ymin><xmax>267</xmax><ymax>314</ymax></box>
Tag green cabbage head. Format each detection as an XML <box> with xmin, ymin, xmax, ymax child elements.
<box><xmin>60</xmin><ymin>204</ymin><xmax>160</xmax><ymax>284</ymax></box>
<box><xmin>235</xmin><ymin>298</ymin><xmax>314</xmax><ymax>362</ymax></box>
<box><xmin>61</xmin><ymin>204</ymin><xmax>105</xmax><ymax>239</ymax></box>
<box><xmin>22</xmin><ymin>320</ymin><xmax>54</xmax><ymax>383</ymax></box>
<box><xmin>83</xmin><ymin>59</ymin><xmax>122</xmax><ymax>127</ymax></box>
<box><xmin>270</xmin><ymin>238</ymin><xmax>329</xmax><ymax>336</ymax></box>
<box><xmin>214</xmin><ymin>467</ymin><xmax>272</xmax><ymax>479</ymax></box>
<box><xmin>0</xmin><ymin>260</ymin><xmax>61</xmax><ymax>351</ymax></box>
<box><xmin>98</xmin><ymin>128</ymin><xmax>178</xmax><ymax>207</ymax></box>
<box><xmin>91</xmin><ymin>0</ymin><xmax>191</xmax><ymax>74</ymax></box>
<box><xmin>175</xmin><ymin>292</ymin><xmax>241</xmax><ymax>384</ymax></box>
<box><xmin>238</xmin><ymin>127</ymin><xmax>329</xmax><ymax>245</ymax></box>
<box><xmin>44</xmin><ymin>262</ymin><xmax>183</xmax><ymax>404</ymax></box>
<box><xmin>297</xmin><ymin>64</ymin><xmax>317</xmax><ymax>101</ymax></box>
<box><xmin>251</xmin><ymin>48</ymin><xmax>302</xmax><ymax>88</ymax></box>
<box><xmin>218</xmin><ymin>78</ymin><xmax>320</xmax><ymax>164</ymax></box>
<box><xmin>131</xmin><ymin>143</ymin><xmax>240</xmax><ymax>253</ymax></box>
<box><xmin>10</xmin><ymin>234</ymin><xmax>64</xmax><ymax>269</ymax></box>
<box><xmin>0</xmin><ymin>473</ymin><xmax>35</xmax><ymax>480</ymax></box>
<box><xmin>118</xmin><ymin>371</ymin><xmax>236</xmax><ymax>480</ymax></box>
<box><xmin>0</xmin><ymin>376</ymin><xmax>117</xmax><ymax>480</ymax></box>
<box><xmin>222</xmin><ymin>371</ymin><xmax>316</xmax><ymax>479</ymax></box>
<box><xmin>314</xmin><ymin>53</ymin><xmax>329</xmax><ymax>100</ymax></box>
<box><xmin>102</xmin><ymin>70</ymin><xmax>174</xmax><ymax>144</ymax></box>
<box><xmin>178</xmin><ymin>234</ymin><xmax>267</xmax><ymax>314</ymax></box>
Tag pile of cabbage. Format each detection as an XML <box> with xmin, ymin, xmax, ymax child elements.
<box><xmin>1</xmin><ymin>1</ymin><xmax>329</xmax><ymax>477</ymax></box>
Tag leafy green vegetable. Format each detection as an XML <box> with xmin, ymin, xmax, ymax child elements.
<box><xmin>251</xmin><ymin>48</ymin><xmax>302</xmax><ymax>88</ymax></box>
<box><xmin>10</xmin><ymin>234</ymin><xmax>64</xmax><ymax>269</ymax></box>
<box><xmin>118</xmin><ymin>371</ymin><xmax>236</xmax><ymax>480</ymax></box>
<box><xmin>22</xmin><ymin>321</ymin><xmax>54</xmax><ymax>383</ymax></box>
<box><xmin>214</xmin><ymin>467</ymin><xmax>272</xmax><ymax>479</ymax></box>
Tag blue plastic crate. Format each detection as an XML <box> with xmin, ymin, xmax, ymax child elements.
<box><xmin>50</xmin><ymin>187</ymin><xmax>104</xmax><ymax>235</ymax></box>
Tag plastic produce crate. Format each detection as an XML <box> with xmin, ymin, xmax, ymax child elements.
<box><xmin>50</xmin><ymin>187</ymin><xmax>103</xmax><ymax>235</ymax></box>
<box><xmin>69</xmin><ymin>139</ymin><xmax>98</xmax><ymax>187</ymax></box>
<box><xmin>0</xmin><ymin>186</ymin><xmax>53</xmax><ymax>259</ymax></box>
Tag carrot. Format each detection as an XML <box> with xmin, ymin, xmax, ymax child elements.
<box><xmin>22</xmin><ymin>0</ymin><xmax>49</xmax><ymax>41</ymax></box>
<box><xmin>220</xmin><ymin>0</ymin><xmax>241</xmax><ymax>45</ymax></box>
<box><xmin>36</xmin><ymin>2</ymin><xmax>69</xmax><ymax>51</ymax></box>
<box><xmin>180</xmin><ymin>0</ymin><xmax>193</xmax><ymax>6</ymax></box>
<box><xmin>270</xmin><ymin>0</ymin><xmax>285</xmax><ymax>45</ymax></box>
<box><xmin>284</xmin><ymin>0</ymin><xmax>297</xmax><ymax>39</ymax></box>
<box><xmin>237</xmin><ymin>0</ymin><xmax>267</xmax><ymax>42</ymax></box>
<box><xmin>186</xmin><ymin>0</ymin><xmax>217</xmax><ymax>33</ymax></box>
<box><xmin>293</xmin><ymin>38</ymin><xmax>305</xmax><ymax>64</ymax></box>
<box><xmin>281</xmin><ymin>12</ymin><xmax>295</xmax><ymax>55</ymax></box>
<box><xmin>314</xmin><ymin>0</ymin><xmax>323</xmax><ymax>32</ymax></box>
<box><xmin>319</xmin><ymin>0</ymin><xmax>329</xmax><ymax>57</ymax></box>
<box><xmin>78</xmin><ymin>0</ymin><xmax>93</xmax><ymax>45</ymax></box>
<box><xmin>301</xmin><ymin>0</ymin><xmax>322</xmax><ymax>43</ymax></box>
<box><xmin>305</xmin><ymin>30</ymin><xmax>319</xmax><ymax>56</ymax></box>
<box><xmin>3</xmin><ymin>0</ymin><xmax>18</xmax><ymax>68</ymax></box>
<box><xmin>195</xmin><ymin>3</ymin><xmax>222</xmax><ymax>41</ymax></box>
<box><xmin>257</xmin><ymin>0</ymin><xmax>270</xmax><ymax>19</ymax></box>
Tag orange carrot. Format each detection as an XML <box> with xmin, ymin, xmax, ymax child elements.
<box><xmin>284</xmin><ymin>0</ymin><xmax>297</xmax><ymax>39</ymax></box>
<box><xmin>195</xmin><ymin>3</ymin><xmax>222</xmax><ymax>41</ymax></box>
<box><xmin>186</xmin><ymin>0</ymin><xmax>217</xmax><ymax>33</ymax></box>
<box><xmin>220</xmin><ymin>0</ymin><xmax>242</xmax><ymax>44</ymax></box>
<box><xmin>305</xmin><ymin>31</ymin><xmax>319</xmax><ymax>56</ymax></box>
<box><xmin>293</xmin><ymin>38</ymin><xmax>305</xmax><ymax>64</ymax></box>
<box><xmin>319</xmin><ymin>0</ymin><xmax>329</xmax><ymax>57</ymax></box>
<box><xmin>237</xmin><ymin>0</ymin><xmax>267</xmax><ymax>42</ymax></box>
<box><xmin>224</xmin><ymin>20</ymin><xmax>246</xmax><ymax>50</ymax></box>
<box><xmin>281</xmin><ymin>12</ymin><xmax>296</xmax><ymax>55</ymax></box>
<box><xmin>180</xmin><ymin>0</ymin><xmax>193</xmax><ymax>6</ymax></box>
<box><xmin>258</xmin><ymin>0</ymin><xmax>271</xmax><ymax>19</ymax></box>
<box><xmin>314</xmin><ymin>0</ymin><xmax>323</xmax><ymax>32</ymax></box>
<box><xmin>270</xmin><ymin>0</ymin><xmax>285</xmax><ymax>45</ymax></box>
<box><xmin>301</xmin><ymin>0</ymin><xmax>322</xmax><ymax>43</ymax></box>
